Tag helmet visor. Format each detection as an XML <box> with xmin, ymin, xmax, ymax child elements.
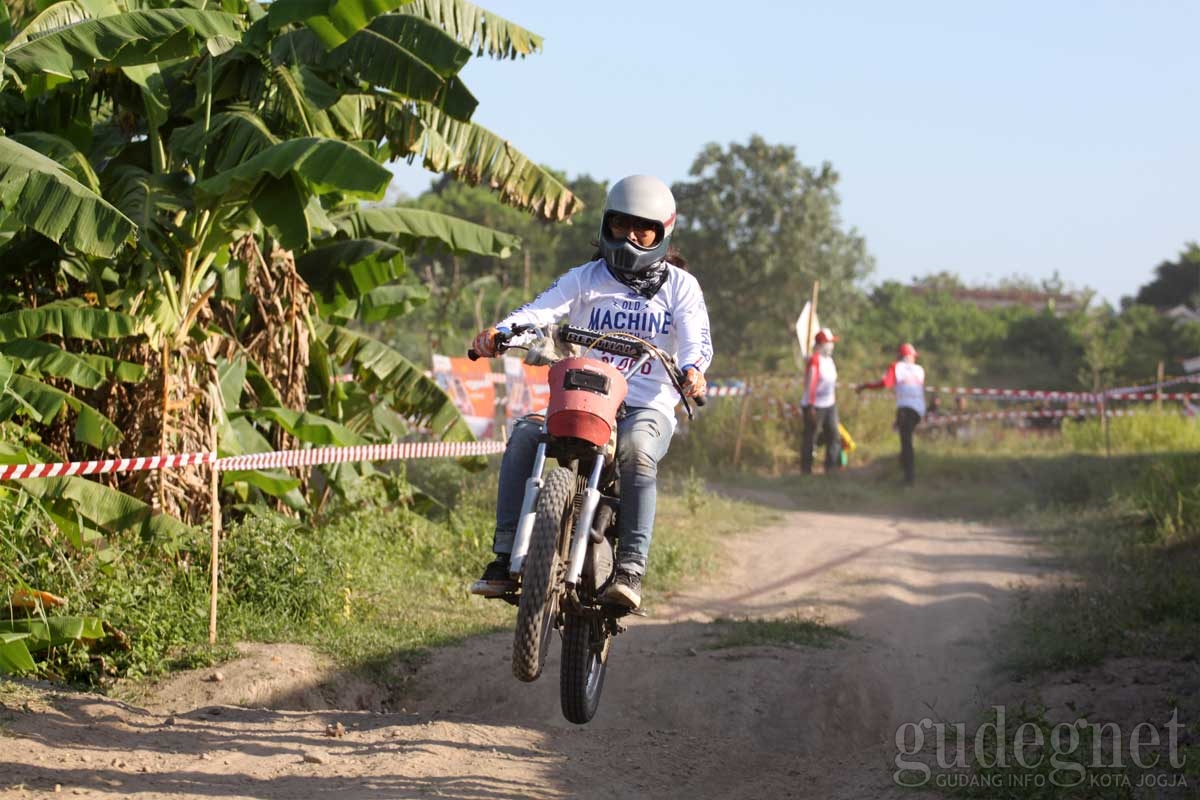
<box><xmin>604</xmin><ymin>212</ymin><xmax>664</xmax><ymax>249</ymax></box>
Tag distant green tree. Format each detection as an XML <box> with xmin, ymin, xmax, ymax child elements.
<box><xmin>846</xmin><ymin>281</ymin><xmax>1008</xmax><ymax>388</ymax></box>
<box><xmin>672</xmin><ymin>136</ymin><xmax>874</xmax><ymax>373</ymax></box>
<box><xmin>390</xmin><ymin>173</ymin><xmax>607</xmax><ymax>359</ymax></box>
<box><xmin>1129</xmin><ymin>243</ymin><xmax>1200</xmax><ymax>309</ymax></box>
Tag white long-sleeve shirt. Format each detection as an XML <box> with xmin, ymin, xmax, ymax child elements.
<box><xmin>498</xmin><ymin>259</ymin><xmax>713</xmax><ymax>425</ymax></box>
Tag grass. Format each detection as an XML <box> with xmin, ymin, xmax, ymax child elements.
<box><xmin>208</xmin><ymin>466</ymin><xmax>776</xmax><ymax>685</ymax></box>
<box><xmin>2</xmin><ymin>458</ymin><xmax>776</xmax><ymax>691</ymax></box>
<box><xmin>649</xmin><ymin>469</ymin><xmax>779</xmax><ymax>593</ymax></box>
<box><xmin>702</xmin><ymin>612</ymin><xmax>852</xmax><ymax>650</ymax></box>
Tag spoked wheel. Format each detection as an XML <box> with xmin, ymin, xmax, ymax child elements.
<box><xmin>512</xmin><ymin>467</ymin><xmax>575</xmax><ymax>683</ymax></box>
<box><xmin>560</xmin><ymin>611</ymin><xmax>612</xmax><ymax>724</ymax></box>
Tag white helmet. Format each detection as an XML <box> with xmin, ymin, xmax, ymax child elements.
<box><xmin>598</xmin><ymin>175</ymin><xmax>676</xmax><ymax>274</ymax></box>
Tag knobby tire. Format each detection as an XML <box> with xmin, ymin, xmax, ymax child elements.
<box><xmin>512</xmin><ymin>467</ymin><xmax>574</xmax><ymax>683</ymax></box>
<box><xmin>560</xmin><ymin>612</ymin><xmax>611</xmax><ymax>724</ymax></box>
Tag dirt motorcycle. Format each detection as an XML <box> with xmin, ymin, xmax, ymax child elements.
<box><xmin>468</xmin><ymin>323</ymin><xmax>702</xmax><ymax>723</ymax></box>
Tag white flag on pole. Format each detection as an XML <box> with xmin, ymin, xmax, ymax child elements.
<box><xmin>795</xmin><ymin>301</ymin><xmax>820</xmax><ymax>360</ymax></box>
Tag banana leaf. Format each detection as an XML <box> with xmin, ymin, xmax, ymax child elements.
<box><xmin>0</xmin><ymin>617</ymin><xmax>105</xmax><ymax>653</ymax></box>
<box><xmin>332</xmin><ymin>206</ymin><xmax>519</xmax><ymax>257</ymax></box>
<box><xmin>195</xmin><ymin>136</ymin><xmax>392</xmax><ymax>202</ymax></box>
<box><xmin>243</xmin><ymin>407</ymin><xmax>368</xmax><ymax>447</ymax></box>
<box><xmin>9</xmin><ymin>132</ymin><xmax>102</xmax><ymax>192</ymax></box>
<box><xmin>4</xmin><ymin>9</ymin><xmax>243</xmax><ymax>80</ymax></box>
<box><xmin>0</xmin><ymin>305</ymin><xmax>139</xmax><ymax>342</ymax></box>
<box><xmin>5</xmin><ymin>2</ymin><xmax>119</xmax><ymax>50</ymax></box>
<box><xmin>358</xmin><ymin>283</ymin><xmax>430</xmax><ymax>323</ymax></box>
<box><xmin>394</xmin><ymin>104</ymin><xmax>582</xmax><ymax>221</ymax></box>
<box><xmin>16</xmin><ymin>476</ymin><xmax>195</xmax><ymax>550</ymax></box>
<box><xmin>266</xmin><ymin>0</ymin><xmax>411</xmax><ymax>48</ymax></box>
<box><xmin>0</xmin><ymin>341</ymin><xmax>105</xmax><ymax>388</ymax></box>
<box><xmin>0</xmin><ymin>632</ymin><xmax>36</xmax><ymax>674</ymax></box>
<box><xmin>325</xmin><ymin>15</ymin><xmax>475</xmax><ymax>120</ymax></box>
<box><xmin>169</xmin><ymin>110</ymin><xmax>279</xmax><ymax>177</ymax></box>
<box><xmin>294</xmin><ymin>238</ymin><xmax>419</xmax><ymax>319</ymax></box>
<box><xmin>107</xmin><ymin>165</ymin><xmax>193</xmax><ymax>261</ymax></box>
<box><xmin>0</xmin><ymin>342</ymin><xmax>143</xmax><ymax>388</ymax></box>
<box><xmin>0</xmin><ymin>371</ymin><xmax>122</xmax><ymax>450</ymax></box>
<box><xmin>404</xmin><ymin>0</ymin><xmax>542</xmax><ymax>59</ymax></box>
<box><xmin>220</xmin><ymin>468</ymin><xmax>306</xmax><ymax>511</ymax></box>
<box><xmin>319</xmin><ymin>321</ymin><xmax>474</xmax><ymax>442</ymax></box>
<box><xmin>216</xmin><ymin>355</ymin><xmax>248</xmax><ymax>411</ymax></box>
<box><xmin>0</xmin><ymin>136</ymin><xmax>135</xmax><ymax>258</ymax></box>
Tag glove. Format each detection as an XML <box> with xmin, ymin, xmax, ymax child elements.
<box><xmin>681</xmin><ymin>367</ymin><xmax>707</xmax><ymax>399</ymax></box>
<box><xmin>472</xmin><ymin>327</ymin><xmax>503</xmax><ymax>358</ymax></box>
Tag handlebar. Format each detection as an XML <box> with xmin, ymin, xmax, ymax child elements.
<box><xmin>466</xmin><ymin>323</ymin><xmax>706</xmax><ymax>411</ymax></box>
<box><xmin>467</xmin><ymin>324</ymin><xmax>536</xmax><ymax>361</ymax></box>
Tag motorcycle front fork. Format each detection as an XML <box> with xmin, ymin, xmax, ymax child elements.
<box><xmin>507</xmin><ymin>432</ymin><xmax>604</xmax><ymax>591</ymax></box>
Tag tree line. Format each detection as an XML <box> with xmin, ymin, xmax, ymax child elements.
<box><xmin>395</xmin><ymin>143</ymin><xmax>1200</xmax><ymax>395</ymax></box>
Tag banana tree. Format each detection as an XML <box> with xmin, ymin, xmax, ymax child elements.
<box><xmin>0</xmin><ymin>0</ymin><xmax>583</xmax><ymax>523</ymax></box>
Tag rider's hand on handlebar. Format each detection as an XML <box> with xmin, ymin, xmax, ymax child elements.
<box><xmin>472</xmin><ymin>327</ymin><xmax>504</xmax><ymax>358</ymax></box>
<box><xmin>681</xmin><ymin>367</ymin><xmax>707</xmax><ymax>399</ymax></box>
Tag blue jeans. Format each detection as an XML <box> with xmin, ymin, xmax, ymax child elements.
<box><xmin>492</xmin><ymin>407</ymin><xmax>672</xmax><ymax>577</ymax></box>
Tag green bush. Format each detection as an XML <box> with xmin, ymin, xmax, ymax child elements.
<box><xmin>1133</xmin><ymin>454</ymin><xmax>1200</xmax><ymax>541</ymax></box>
<box><xmin>1062</xmin><ymin>410</ymin><xmax>1200</xmax><ymax>453</ymax></box>
<box><xmin>217</xmin><ymin>510</ymin><xmax>337</xmax><ymax>622</ymax></box>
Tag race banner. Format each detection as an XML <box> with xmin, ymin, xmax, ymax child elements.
<box><xmin>431</xmin><ymin>355</ymin><xmax>497</xmax><ymax>439</ymax></box>
<box><xmin>503</xmin><ymin>356</ymin><xmax>550</xmax><ymax>421</ymax></box>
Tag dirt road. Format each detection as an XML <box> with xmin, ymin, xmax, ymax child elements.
<box><xmin>0</xmin><ymin>503</ymin><xmax>1041</xmax><ymax>799</ymax></box>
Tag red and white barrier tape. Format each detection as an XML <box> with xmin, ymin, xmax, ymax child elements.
<box><xmin>0</xmin><ymin>452</ymin><xmax>215</xmax><ymax>481</ymax></box>
<box><xmin>1108</xmin><ymin>375</ymin><xmax>1200</xmax><ymax>395</ymax></box>
<box><xmin>216</xmin><ymin>440</ymin><xmax>506</xmax><ymax>472</ymax></box>
<box><xmin>925</xmin><ymin>386</ymin><xmax>1094</xmax><ymax>401</ymax></box>
<box><xmin>0</xmin><ymin>440</ymin><xmax>506</xmax><ymax>482</ymax></box>
<box><xmin>858</xmin><ymin>385</ymin><xmax>1200</xmax><ymax>403</ymax></box>
<box><xmin>1103</xmin><ymin>391</ymin><xmax>1200</xmax><ymax>402</ymax></box>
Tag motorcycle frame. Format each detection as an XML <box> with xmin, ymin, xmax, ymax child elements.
<box><xmin>507</xmin><ymin>350</ymin><xmax>654</xmax><ymax>586</ymax></box>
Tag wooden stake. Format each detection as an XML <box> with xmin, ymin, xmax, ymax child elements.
<box><xmin>158</xmin><ymin>346</ymin><xmax>170</xmax><ymax>511</ymax></box>
<box><xmin>732</xmin><ymin>384</ymin><xmax>753</xmax><ymax>469</ymax></box>
<box><xmin>1156</xmin><ymin>360</ymin><xmax>1165</xmax><ymax>413</ymax></box>
<box><xmin>208</xmin><ymin>388</ymin><xmax>221</xmax><ymax>645</ymax></box>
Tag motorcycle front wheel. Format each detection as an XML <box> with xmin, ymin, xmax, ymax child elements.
<box><xmin>560</xmin><ymin>611</ymin><xmax>611</xmax><ymax>724</ymax></box>
<box><xmin>512</xmin><ymin>466</ymin><xmax>574</xmax><ymax>683</ymax></box>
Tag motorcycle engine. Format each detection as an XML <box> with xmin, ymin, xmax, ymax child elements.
<box><xmin>583</xmin><ymin>537</ymin><xmax>615</xmax><ymax>596</ymax></box>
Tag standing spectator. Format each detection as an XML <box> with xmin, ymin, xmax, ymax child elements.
<box><xmin>857</xmin><ymin>343</ymin><xmax>926</xmax><ymax>485</ymax></box>
<box><xmin>801</xmin><ymin>328</ymin><xmax>841</xmax><ymax>474</ymax></box>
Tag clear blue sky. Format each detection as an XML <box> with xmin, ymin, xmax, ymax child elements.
<box><xmin>389</xmin><ymin>1</ymin><xmax>1199</xmax><ymax>307</ymax></box>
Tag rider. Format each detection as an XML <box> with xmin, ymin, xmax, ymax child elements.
<box><xmin>468</xmin><ymin>175</ymin><xmax>713</xmax><ymax>609</ymax></box>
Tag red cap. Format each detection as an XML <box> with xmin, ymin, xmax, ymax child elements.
<box><xmin>898</xmin><ymin>343</ymin><xmax>918</xmax><ymax>358</ymax></box>
<box><xmin>814</xmin><ymin>327</ymin><xmax>838</xmax><ymax>344</ymax></box>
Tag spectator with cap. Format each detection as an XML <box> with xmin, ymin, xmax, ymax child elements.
<box><xmin>857</xmin><ymin>343</ymin><xmax>926</xmax><ymax>485</ymax></box>
<box><xmin>801</xmin><ymin>327</ymin><xmax>841</xmax><ymax>474</ymax></box>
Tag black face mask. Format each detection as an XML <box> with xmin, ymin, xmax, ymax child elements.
<box><xmin>605</xmin><ymin>260</ymin><xmax>668</xmax><ymax>299</ymax></box>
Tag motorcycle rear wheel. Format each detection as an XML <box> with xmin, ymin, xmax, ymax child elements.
<box><xmin>560</xmin><ymin>611</ymin><xmax>611</xmax><ymax>724</ymax></box>
<box><xmin>512</xmin><ymin>466</ymin><xmax>574</xmax><ymax>682</ymax></box>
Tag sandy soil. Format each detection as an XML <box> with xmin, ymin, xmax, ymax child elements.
<box><xmin>1</xmin><ymin>500</ymin><xmax>1058</xmax><ymax>799</ymax></box>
